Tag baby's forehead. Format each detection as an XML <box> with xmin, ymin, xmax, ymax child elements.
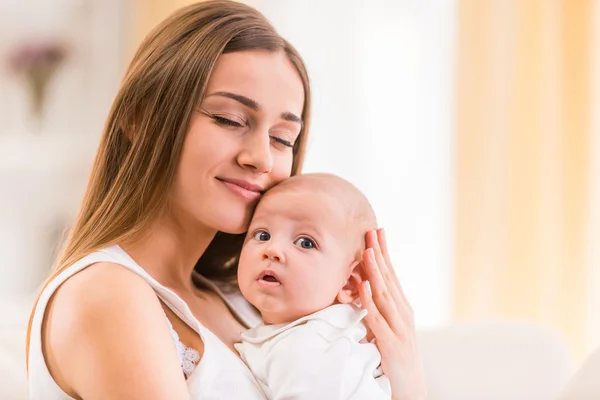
<box><xmin>267</xmin><ymin>175</ymin><xmax>362</xmax><ymax>204</ymax></box>
<box><xmin>254</xmin><ymin>187</ymin><xmax>339</xmax><ymax>221</ymax></box>
<box><xmin>254</xmin><ymin>179</ymin><xmax>370</xmax><ymax>235</ymax></box>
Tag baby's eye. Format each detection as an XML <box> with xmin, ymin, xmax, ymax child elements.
<box><xmin>295</xmin><ymin>237</ymin><xmax>315</xmax><ymax>249</ymax></box>
<box><xmin>253</xmin><ymin>230</ymin><xmax>271</xmax><ymax>241</ymax></box>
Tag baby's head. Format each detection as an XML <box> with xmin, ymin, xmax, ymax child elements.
<box><xmin>237</xmin><ymin>173</ymin><xmax>377</xmax><ymax>325</ymax></box>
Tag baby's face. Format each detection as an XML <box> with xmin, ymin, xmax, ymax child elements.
<box><xmin>238</xmin><ymin>189</ymin><xmax>355</xmax><ymax>324</ymax></box>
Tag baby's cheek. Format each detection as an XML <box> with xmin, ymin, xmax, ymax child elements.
<box><xmin>289</xmin><ymin>274</ymin><xmax>309</xmax><ymax>297</ymax></box>
<box><xmin>237</xmin><ymin>256</ymin><xmax>255</xmax><ymax>294</ymax></box>
<box><xmin>299</xmin><ymin>277</ymin><xmax>333</xmax><ymax>310</ymax></box>
<box><xmin>290</xmin><ymin>275</ymin><xmax>316</xmax><ymax>306</ymax></box>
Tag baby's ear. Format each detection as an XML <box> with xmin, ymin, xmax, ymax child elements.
<box><xmin>337</xmin><ymin>259</ymin><xmax>364</xmax><ymax>304</ymax></box>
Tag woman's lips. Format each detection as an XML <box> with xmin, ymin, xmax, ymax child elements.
<box><xmin>217</xmin><ymin>178</ymin><xmax>263</xmax><ymax>202</ymax></box>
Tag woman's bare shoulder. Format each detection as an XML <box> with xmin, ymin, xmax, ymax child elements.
<box><xmin>50</xmin><ymin>261</ymin><xmax>157</xmax><ymax>310</ymax></box>
<box><xmin>41</xmin><ymin>262</ymin><xmax>190</xmax><ymax>399</ymax></box>
<box><xmin>46</xmin><ymin>261</ymin><xmax>162</xmax><ymax>335</ymax></box>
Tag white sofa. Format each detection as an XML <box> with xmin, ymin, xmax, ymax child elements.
<box><xmin>0</xmin><ymin>296</ymin><xmax>31</xmax><ymax>400</ymax></box>
<box><xmin>0</xmin><ymin>327</ymin><xmax>28</xmax><ymax>400</ymax></box>
<box><xmin>0</xmin><ymin>299</ymin><xmax>591</xmax><ymax>400</ymax></box>
<box><xmin>418</xmin><ymin>322</ymin><xmax>574</xmax><ymax>400</ymax></box>
<box><xmin>556</xmin><ymin>347</ymin><xmax>600</xmax><ymax>399</ymax></box>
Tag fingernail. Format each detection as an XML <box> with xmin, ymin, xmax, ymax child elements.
<box><xmin>368</xmin><ymin>248</ymin><xmax>375</xmax><ymax>262</ymax></box>
<box><xmin>365</xmin><ymin>281</ymin><xmax>372</xmax><ymax>296</ymax></box>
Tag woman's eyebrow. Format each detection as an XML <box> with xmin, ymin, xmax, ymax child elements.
<box><xmin>208</xmin><ymin>91</ymin><xmax>259</xmax><ymax>110</ymax></box>
<box><xmin>207</xmin><ymin>91</ymin><xmax>303</xmax><ymax>128</ymax></box>
<box><xmin>281</xmin><ymin>111</ymin><xmax>304</xmax><ymax>129</ymax></box>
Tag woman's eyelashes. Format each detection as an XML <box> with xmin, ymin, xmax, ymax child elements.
<box><xmin>203</xmin><ymin>109</ymin><xmax>297</xmax><ymax>149</ymax></box>
<box><xmin>213</xmin><ymin>115</ymin><xmax>244</xmax><ymax>127</ymax></box>
<box><xmin>204</xmin><ymin>111</ymin><xmax>245</xmax><ymax>128</ymax></box>
<box><xmin>271</xmin><ymin>136</ymin><xmax>293</xmax><ymax>148</ymax></box>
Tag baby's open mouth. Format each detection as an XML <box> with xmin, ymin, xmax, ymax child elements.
<box><xmin>258</xmin><ymin>270</ymin><xmax>281</xmax><ymax>286</ymax></box>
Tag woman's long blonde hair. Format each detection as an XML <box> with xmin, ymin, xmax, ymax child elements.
<box><xmin>26</xmin><ymin>0</ymin><xmax>311</xmax><ymax>365</ymax></box>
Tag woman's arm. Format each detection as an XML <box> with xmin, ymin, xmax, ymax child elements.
<box><xmin>358</xmin><ymin>229</ymin><xmax>428</xmax><ymax>400</ymax></box>
<box><xmin>43</xmin><ymin>262</ymin><xmax>191</xmax><ymax>400</ymax></box>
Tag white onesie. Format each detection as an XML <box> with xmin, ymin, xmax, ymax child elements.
<box><xmin>234</xmin><ymin>303</ymin><xmax>391</xmax><ymax>400</ymax></box>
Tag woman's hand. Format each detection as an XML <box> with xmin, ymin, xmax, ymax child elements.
<box><xmin>358</xmin><ymin>228</ymin><xmax>427</xmax><ymax>400</ymax></box>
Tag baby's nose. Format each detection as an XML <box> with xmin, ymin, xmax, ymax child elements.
<box><xmin>262</xmin><ymin>247</ymin><xmax>284</xmax><ymax>263</ymax></box>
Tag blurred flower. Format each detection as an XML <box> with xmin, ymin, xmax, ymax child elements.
<box><xmin>7</xmin><ymin>39</ymin><xmax>69</xmax><ymax>120</ymax></box>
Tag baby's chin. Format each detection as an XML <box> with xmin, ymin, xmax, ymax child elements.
<box><xmin>251</xmin><ymin>300</ymin><xmax>299</xmax><ymax>325</ymax></box>
<box><xmin>259</xmin><ymin>304</ymin><xmax>333</xmax><ymax>325</ymax></box>
<box><xmin>251</xmin><ymin>302</ymin><xmax>293</xmax><ymax>325</ymax></box>
<box><xmin>261</xmin><ymin>311</ymin><xmax>298</xmax><ymax>325</ymax></box>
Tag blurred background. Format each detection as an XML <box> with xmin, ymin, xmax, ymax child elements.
<box><xmin>1</xmin><ymin>0</ymin><xmax>599</xmax><ymax>398</ymax></box>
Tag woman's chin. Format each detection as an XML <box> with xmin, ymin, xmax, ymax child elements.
<box><xmin>224</xmin><ymin>225</ymin><xmax>249</xmax><ymax>235</ymax></box>
<box><xmin>214</xmin><ymin>215</ymin><xmax>252</xmax><ymax>235</ymax></box>
<box><xmin>201</xmin><ymin>201</ymin><xmax>254</xmax><ymax>235</ymax></box>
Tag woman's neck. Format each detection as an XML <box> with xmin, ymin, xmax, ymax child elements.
<box><xmin>121</xmin><ymin>212</ymin><xmax>216</xmax><ymax>293</ymax></box>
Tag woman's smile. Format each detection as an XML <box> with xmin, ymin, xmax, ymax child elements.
<box><xmin>217</xmin><ymin>177</ymin><xmax>264</xmax><ymax>202</ymax></box>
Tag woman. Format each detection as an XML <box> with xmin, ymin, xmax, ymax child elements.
<box><xmin>27</xmin><ymin>1</ymin><xmax>426</xmax><ymax>399</ymax></box>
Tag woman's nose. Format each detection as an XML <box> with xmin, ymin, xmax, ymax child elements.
<box><xmin>237</xmin><ymin>128</ymin><xmax>273</xmax><ymax>174</ymax></box>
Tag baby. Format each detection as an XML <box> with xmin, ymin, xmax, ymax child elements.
<box><xmin>235</xmin><ymin>173</ymin><xmax>391</xmax><ymax>400</ymax></box>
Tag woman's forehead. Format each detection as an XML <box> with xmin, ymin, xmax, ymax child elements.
<box><xmin>205</xmin><ymin>50</ymin><xmax>304</xmax><ymax>117</ymax></box>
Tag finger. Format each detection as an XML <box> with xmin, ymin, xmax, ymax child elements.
<box><xmin>358</xmin><ymin>290</ymin><xmax>375</xmax><ymax>343</ymax></box>
<box><xmin>366</xmin><ymin>230</ymin><xmax>414</xmax><ymax>322</ymax></box>
<box><xmin>359</xmin><ymin>282</ymin><xmax>375</xmax><ymax>343</ymax></box>
<box><xmin>362</xmin><ymin>248</ymin><xmax>406</xmax><ymax>333</ymax></box>
<box><xmin>365</xmin><ymin>229</ymin><xmax>378</xmax><ymax>251</ymax></box>
<box><xmin>376</xmin><ymin>228</ymin><xmax>393</xmax><ymax>274</ymax></box>
<box><xmin>367</xmin><ymin>230</ymin><xmax>408</xmax><ymax>315</ymax></box>
<box><xmin>364</xmin><ymin>326</ymin><xmax>375</xmax><ymax>343</ymax></box>
<box><xmin>369</xmin><ymin>230</ymin><xmax>400</xmax><ymax>295</ymax></box>
<box><xmin>375</xmin><ymin>229</ymin><xmax>411</xmax><ymax>308</ymax></box>
<box><xmin>359</xmin><ymin>280</ymin><xmax>392</xmax><ymax>341</ymax></box>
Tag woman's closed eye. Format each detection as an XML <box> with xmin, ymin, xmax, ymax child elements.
<box><xmin>271</xmin><ymin>136</ymin><xmax>293</xmax><ymax>148</ymax></box>
<box><xmin>205</xmin><ymin>109</ymin><xmax>296</xmax><ymax>149</ymax></box>
<box><xmin>212</xmin><ymin>114</ymin><xmax>244</xmax><ymax>128</ymax></box>
<box><xmin>199</xmin><ymin>109</ymin><xmax>245</xmax><ymax>128</ymax></box>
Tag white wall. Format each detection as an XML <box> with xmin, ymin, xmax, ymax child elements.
<box><xmin>0</xmin><ymin>0</ymin><xmax>458</xmax><ymax>326</ymax></box>
<box><xmin>0</xmin><ymin>0</ymin><xmax>125</xmax><ymax>295</ymax></box>
<box><xmin>0</xmin><ymin>0</ymin><xmax>125</xmax><ymax>136</ymax></box>
<box><xmin>245</xmin><ymin>0</ymin><xmax>457</xmax><ymax>328</ymax></box>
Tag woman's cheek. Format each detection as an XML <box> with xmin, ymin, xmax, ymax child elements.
<box><xmin>274</xmin><ymin>153</ymin><xmax>295</xmax><ymax>180</ymax></box>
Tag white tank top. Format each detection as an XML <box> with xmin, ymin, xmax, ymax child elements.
<box><xmin>28</xmin><ymin>245</ymin><xmax>267</xmax><ymax>399</ymax></box>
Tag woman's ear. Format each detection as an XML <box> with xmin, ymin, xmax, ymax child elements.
<box><xmin>336</xmin><ymin>259</ymin><xmax>364</xmax><ymax>304</ymax></box>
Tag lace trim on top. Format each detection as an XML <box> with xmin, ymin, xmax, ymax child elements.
<box><xmin>165</xmin><ymin>316</ymin><xmax>200</xmax><ymax>379</ymax></box>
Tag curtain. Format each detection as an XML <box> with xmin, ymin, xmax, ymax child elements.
<box><xmin>455</xmin><ymin>0</ymin><xmax>597</xmax><ymax>363</ymax></box>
